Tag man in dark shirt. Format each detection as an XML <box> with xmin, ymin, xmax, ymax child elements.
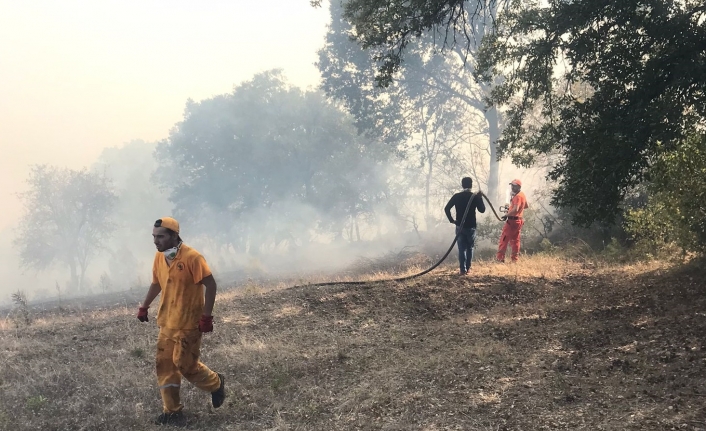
<box><xmin>444</xmin><ymin>177</ymin><xmax>486</xmax><ymax>275</ymax></box>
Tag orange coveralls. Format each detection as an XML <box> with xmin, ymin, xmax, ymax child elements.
<box><xmin>497</xmin><ymin>191</ymin><xmax>529</xmax><ymax>262</ymax></box>
<box><xmin>152</xmin><ymin>244</ymin><xmax>221</xmax><ymax>413</ymax></box>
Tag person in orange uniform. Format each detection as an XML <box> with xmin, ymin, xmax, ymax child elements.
<box><xmin>497</xmin><ymin>179</ymin><xmax>529</xmax><ymax>262</ymax></box>
<box><xmin>137</xmin><ymin>217</ymin><xmax>225</xmax><ymax>426</ymax></box>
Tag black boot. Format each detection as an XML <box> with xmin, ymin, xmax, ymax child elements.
<box><xmin>155</xmin><ymin>411</ymin><xmax>187</xmax><ymax>427</ymax></box>
<box><xmin>211</xmin><ymin>373</ymin><xmax>226</xmax><ymax>408</ymax></box>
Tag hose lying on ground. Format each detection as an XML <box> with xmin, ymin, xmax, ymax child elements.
<box><xmin>287</xmin><ymin>193</ymin><xmax>504</xmax><ymax>289</ymax></box>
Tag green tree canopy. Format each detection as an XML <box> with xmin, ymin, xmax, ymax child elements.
<box><xmin>317</xmin><ymin>0</ymin><xmax>706</xmax><ymax>227</ymax></box>
<box><xmin>318</xmin><ymin>1</ymin><xmax>505</xmax><ymax>207</ymax></box>
<box><xmin>477</xmin><ymin>0</ymin><xmax>706</xmax><ymax>224</ymax></box>
<box><xmin>155</xmin><ymin>70</ymin><xmax>393</xmax><ymax>251</ymax></box>
<box><xmin>313</xmin><ymin>0</ymin><xmax>502</xmax><ymax>87</ymax></box>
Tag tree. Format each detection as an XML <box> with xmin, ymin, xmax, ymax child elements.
<box><xmin>318</xmin><ymin>1</ymin><xmax>506</xmax><ymax>207</ymax></box>
<box><xmin>14</xmin><ymin>166</ymin><xmax>118</xmax><ymax>292</ymax></box>
<box><xmin>154</xmin><ymin>70</ymin><xmax>393</xmax><ymax>252</ymax></box>
<box><xmin>316</xmin><ymin>0</ymin><xmax>706</xmax><ymax>227</ymax></box>
<box><xmin>311</xmin><ymin>0</ymin><xmax>504</xmax><ymax>87</ymax></box>
<box><xmin>477</xmin><ymin>0</ymin><xmax>706</xmax><ymax>225</ymax></box>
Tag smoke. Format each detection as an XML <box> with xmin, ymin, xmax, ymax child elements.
<box><xmin>1</xmin><ymin>92</ymin><xmax>558</xmax><ymax>309</ymax></box>
<box><xmin>1</xmin><ymin>144</ymin><xmax>559</xmax><ymax>308</ymax></box>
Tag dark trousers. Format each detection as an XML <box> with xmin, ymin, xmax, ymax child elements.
<box><xmin>456</xmin><ymin>226</ymin><xmax>477</xmax><ymax>274</ymax></box>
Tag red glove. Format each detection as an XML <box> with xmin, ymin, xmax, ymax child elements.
<box><xmin>199</xmin><ymin>315</ymin><xmax>213</xmax><ymax>333</ymax></box>
<box><xmin>137</xmin><ymin>307</ymin><xmax>149</xmax><ymax>322</ymax></box>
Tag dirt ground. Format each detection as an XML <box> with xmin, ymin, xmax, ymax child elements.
<box><xmin>1</xmin><ymin>256</ymin><xmax>705</xmax><ymax>430</ymax></box>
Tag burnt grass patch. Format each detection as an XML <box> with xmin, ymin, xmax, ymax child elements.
<box><xmin>1</xmin><ymin>258</ymin><xmax>705</xmax><ymax>430</ymax></box>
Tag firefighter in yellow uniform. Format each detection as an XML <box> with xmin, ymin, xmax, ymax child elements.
<box><xmin>137</xmin><ymin>217</ymin><xmax>225</xmax><ymax>426</ymax></box>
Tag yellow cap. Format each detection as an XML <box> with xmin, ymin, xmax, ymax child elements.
<box><xmin>154</xmin><ymin>217</ymin><xmax>180</xmax><ymax>234</ymax></box>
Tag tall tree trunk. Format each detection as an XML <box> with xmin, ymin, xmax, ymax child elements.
<box><xmin>485</xmin><ymin>107</ymin><xmax>501</xmax><ymax>204</ymax></box>
<box><xmin>421</xmin><ymin>117</ymin><xmax>434</xmax><ymax>230</ymax></box>
<box><xmin>79</xmin><ymin>259</ymin><xmax>88</xmax><ymax>292</ymax></box>
<box><xmin>68</xmin><ymin>259</ymin><xmax>78</xmax><ymax>292</ymax></box>
<box><xmin>355</xmin><ymin>216</ymin><xmax>361</xmax><ymax>242</ymax></box>
<box><xmin>425</xmin><ymin>163</ymin><xmax>433</xmax><ymax>228</ymax></box>
<box><xmin>348</xmin><ymin>215</ymin><xmax>354</xmax><ymax>242</ymax></box>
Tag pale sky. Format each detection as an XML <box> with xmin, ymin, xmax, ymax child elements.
<box><xmin>0</xmin><ymin>0</ymin><xmax>330</xmax><ymax>230</ymax></box>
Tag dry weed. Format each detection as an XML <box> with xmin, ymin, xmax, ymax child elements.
<box><xmin>1</xmin><ymin>255</ymin><xmax>705</xmax><ymax>430</ymax></box>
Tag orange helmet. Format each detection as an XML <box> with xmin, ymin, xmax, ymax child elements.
<box><xmin>510</xmin><ymin>179</ymin><xmax>522</xmax><ymax>187</ymax></box>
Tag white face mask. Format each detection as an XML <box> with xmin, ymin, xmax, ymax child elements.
<box><xmin>163</xmin><ymin>242</ymin><xmax>182</xmax><ymax>260</ymax></box>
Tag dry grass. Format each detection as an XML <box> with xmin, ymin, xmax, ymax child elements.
<box><xmin>1</xmin><ymin>255</ymin><xmax>706</xmax><ymax>430</ymax></box>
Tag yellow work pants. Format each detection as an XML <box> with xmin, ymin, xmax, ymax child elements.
<box><xmin>156</xmin><ymin>328</ymin><xmax>221</xmax><ymax>413</ymax></box>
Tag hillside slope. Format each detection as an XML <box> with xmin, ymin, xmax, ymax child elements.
<box><xmin>1</xmin><ymin>257</ymin><xmax>705</xmax><ymax>430</ymax></box>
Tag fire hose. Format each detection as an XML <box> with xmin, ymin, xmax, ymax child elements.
<box><xmin>288</xmin><ymin>193</ymin><xmax>505</xmax><ymax>289</ymax></box>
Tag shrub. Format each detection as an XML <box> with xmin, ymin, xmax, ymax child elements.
<box><xmin>625</xmin><ymin>132</ymin><xmax>706</xmax><ymax>255</ymax></box>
